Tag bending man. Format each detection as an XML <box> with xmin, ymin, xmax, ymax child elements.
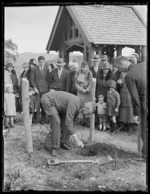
<box><xmin>41</xmin><ymin>90</ymin><xmax>96</xmax><ymax>156</ymax></box>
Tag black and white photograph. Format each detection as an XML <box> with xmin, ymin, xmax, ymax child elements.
<box><xmin>3</xmin><ymin>2</ymin><xmax>147</xmax><ymax>191</ymax></box>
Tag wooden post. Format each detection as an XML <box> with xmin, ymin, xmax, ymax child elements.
<box><xmin>137</xmin><ymin>117</ymin><xmax>142</xmax><ymax>157</ymax></box>
<box><xmin>22</xmin><ymin>78</ymin><xmax>33</xmax><ymax>153</ymax></box>
<box><xmin>89</xmin><ymin>78</ymin><xmax>96</xmax><ymax>142</ymax></box>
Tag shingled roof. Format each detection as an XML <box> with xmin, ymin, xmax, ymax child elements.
<box><xmin>46</xmin><ymin>5</ymin><xmax>146</xmax><ymax>52</ymax></box>
<box><xmin>70</xmin><ymin>5</ymin><xmax>146</xmax><ymax>45</ymax></box>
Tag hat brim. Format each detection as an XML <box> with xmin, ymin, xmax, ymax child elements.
<box><xmin>91</xmin><ymin>59</ymin><xmax>100</xmax><ymax>61</ymax></box>
<box><xmin>56</xmin><ymin>63</ymin><xmax>66</xmax><ymax>66</ymax></box>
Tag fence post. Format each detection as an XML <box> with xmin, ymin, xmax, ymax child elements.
<box><xmin>22</xmin><ymin>78</ymin><xmax>33</xmax><ymax>153</ymax></box>
<box><xmin>89</xmin><ymin>78</ymin><xmax>96</xmax><ymax>142</ymax></box>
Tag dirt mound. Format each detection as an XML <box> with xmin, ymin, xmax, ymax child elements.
<box><xmin>80</xmin><ymin>143</ymin><xmax>137</xmax><ymax>159</ymax></box>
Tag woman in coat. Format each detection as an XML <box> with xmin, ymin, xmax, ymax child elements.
<box><xmin>96</xmin><ymin>61</ymin><xmax>117</xmax><ymax>102</ymax></box>
<box><xmin>116</xmin><ymin>71</ymin><xmax>135</xmax><ymax>134</ymax></box>
<box><xmin>75</xmin><ymin>61</ymin><xmax>93</xmax><ymax>126</ymax></box>
<box><xmin>70</xmin><ymin>61</ymin><xmax>79</xmax><ymax>95</ymax></box>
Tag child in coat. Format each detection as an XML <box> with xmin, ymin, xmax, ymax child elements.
<box><xmin>4</xmin><ymin>84</ymin><xmax>16</xmax><ymax>128</ymax></box>
<box><xmin>107</xmin><ymin>80</ymin><xmax>120</xmax><ymax>133</ymax></box>
<box><xmin>96</xmin><ymin>95</ymin><xmax>107</xmax><ymax>131</ymax></box>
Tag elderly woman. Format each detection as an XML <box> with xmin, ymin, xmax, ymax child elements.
<box><xmin>75</xmin><ymin>61</ymin><xmax>93</xmax><ymax>126</ymax></box>
<box><xmin>129</xmin><ymin>53</ymin><xmax>139</xmax><ymax>65</ymax></box>
<box><xmin>70</xmin><ymin>61</ymin><xmax>79</xmax><ymax>95</ymax></box>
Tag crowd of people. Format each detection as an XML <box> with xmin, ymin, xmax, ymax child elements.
<box><xmin>4</xmin><ymin>52</ymin><xmax>147</xmax><ymax>159</ymax></box>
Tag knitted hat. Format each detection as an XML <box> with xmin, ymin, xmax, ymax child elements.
<box><xmin>103</xmin><ymin>61</ymin><xmax>111</xmax><ymax>69</ymax></box>
<box><xmin>109</xmin><ymin>80</ymin><xmax>116</xmax><ymax>89</ymax></box>
<box><xmin>81</xmin><ymin>61</ymin><xmax>88</xmax><ymax>67</ymax></box>
<box><xmin>98</xmin><ymin>95</ymin><xmax>104</xmax><ymax>99</ymax></box>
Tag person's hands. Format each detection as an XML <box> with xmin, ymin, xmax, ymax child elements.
<box><xmin>114</xmin><ymin>108</ymin><xmax>119</xmax><ymax>113</ymax></box>
<box><xmin>81</xmin><ymin>89</ymin><xmax>87</xmax><ymax>94</ymax></box>
<box><xmin>69</xmin><ymin>135</ymin><xmax>75</xmax><ymax>144</ymax></box>
<box><xmin>15</xmin><ymin>93</ymin><xmax>19</xmax><ymax>98</ymax></box>
<box><xmin>34</xmin><ymin>87</ymin><xmax>39</xmax><ymax>94</ymax></box>
<box><xmin>133</xmin><ymin>116</ymin><xmax>139</xmax><ymax>125</ymax></box>
<box><xmin>117</xmin><ymin>79</ymin><xmax>123</xmax><ymax>84</ymax></box>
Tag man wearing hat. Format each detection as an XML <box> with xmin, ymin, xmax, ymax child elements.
<box><xmin>90</xmin><ymin>55</ymin><xmax>101</xmax><ymax>78</ymax></box>
<box><xmin>129</xmin><ymin>53</ymin><xmax>139</xmax><ymax>65</ymax></box>
<box><xmin>99</xmin><ymin>54</ymin><xmax>109</xmax><ymax>69</ymax></box>
<box><xmin>48</xmin><ymin>58</ymin><xmax>70</xmax><ymax>92</ymax></box>
<box><xmin>114</xmin><ymin>56</ymin><xmax>147</xmax><ymax>160</ymax></box>
<box><xmin>30</xmin><ymin>56</ymin><xmax>49</xmax><ymax>124</ymax></box>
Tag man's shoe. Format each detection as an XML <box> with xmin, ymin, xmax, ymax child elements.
<box><xmin>60</xmin><ymin>143</ymin><xmax>71</xmax><ymax>150</ymax></box>
<box><xmin>51</xmin><ymin>149</ymin><xmax>58</xmax><ymax>157</ymax></box>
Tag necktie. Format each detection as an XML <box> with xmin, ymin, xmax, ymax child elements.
<box><xmin>58</xmin><ymin>70</ymin><xmax>61</xmax><ymax>78</ymax></box>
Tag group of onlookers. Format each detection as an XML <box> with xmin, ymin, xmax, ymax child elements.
<box><xmin>3</xmin><ymin>52</ymin><xmax>142</xmax><ymax>134</ymax></box>
<box><xmin>4</xmin><ymin>52</ymin><xmax>147</xmax><ymax>159</ymax></box>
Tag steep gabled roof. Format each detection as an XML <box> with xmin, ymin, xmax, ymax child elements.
<box><xmin>46</xmin><ymin>5</ymin><xmax>146</xmax><ymax>52</ymax></box>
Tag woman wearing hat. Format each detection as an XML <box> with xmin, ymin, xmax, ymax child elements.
<box><xmin>75</xmin><ymin>61</ymin><xmax>93</xmax><ymax>126</ymax></box>
<box><xmin>96</xmin><ymin>61</ymin><xmax>117</xmax><ymax>102</ymax></box>
<box><xmin>70</xmin><ymin>61</ymin><xmax>79</xmax><ymax>95</ymax></box>
<box><xmin>106</xmin><ymin>80</ymin><xmax>120</xmax><ymax>133</ymax></box>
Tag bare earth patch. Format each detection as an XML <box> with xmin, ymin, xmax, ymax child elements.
<box><xmin>3</xmin><ymin>113</ymin><xmax>147</xmax><ymax>191</ymax></box>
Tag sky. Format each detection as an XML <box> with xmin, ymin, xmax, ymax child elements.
<box><xmin>5</xmin><ymin>5</ymin><xmax>147</xmax><ymax>55</ymax></box>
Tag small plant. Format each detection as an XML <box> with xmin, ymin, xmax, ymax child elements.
<box><xmin>4</xmin><ymin>169</ymin><xmax>21</xmax><ymax>191</ymax></box>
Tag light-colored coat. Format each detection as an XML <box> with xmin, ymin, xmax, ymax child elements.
<box><xmin>4</xmin><ymin>92</ymin><xmax>16</xmax><ymax>116</ymax></box>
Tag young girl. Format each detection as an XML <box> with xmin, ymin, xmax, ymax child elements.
<box><xmin>4</xmin><ymin>84</ymin><xmax>16</xmax><ymax>128</ymax></box>
<box><xmin>96</xmin><ymin>95</ymin><xmax>107</xmax><ymax>131</ymax></box>
<box><xmin>107</xmin><ymin>80</ymin><xmax>120</xmax><ymax>133</ymax></box>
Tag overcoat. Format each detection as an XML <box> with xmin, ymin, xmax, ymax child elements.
<box><xmin>4</xmin><ymin>92</ymin><xmax>16</xmax><ymax>116</ymax></box>
<box><xmin>48</xmin><ymin>68</ymin><xmax>70</xmax><ymax>92</ymax></box>
<box><xmin>41</xmin><ymin>90</ymin><xmax>84</xmax><ymax>134</ymax></box>
<box><xmin>125</xmin><ymin>62</ymin><xmax>147</xmax><ymax>116</ymax></box>
<box><xmin>30</xmin><ymin>65</ymin><xmax>49</xmax><ymax>93</ymax></box>
<box><xmin>96</xmin><ymin>69</ymin><xmax>117</xmax><ymax>102</ymax></box>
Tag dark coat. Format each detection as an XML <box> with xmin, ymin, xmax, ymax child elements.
<box><xmin>89</xmin><ymin>66</ymin><xmax>100</xmax><ymax>78</ymax></box>
<box><xmin>70</xmin><ymin>71</ymin><xmax>77</xmax><ymax>95</ymax></box>
<box><xmin>48</xmin><ymin>68</ymin><xmax>70</xmax><ymax>92</ymax></box>
<box><xmin>96</xmin><ymin>69</ymin><xmax>117</xmax><ymax>101</ymax></box>
<box><xmin>41</xmin><ymin>91</ymin><xmax>84</xmax><ymax>134</ymax></box>
<box><xmin>10</xmin><ymin>70</ymin><xmax>19</xmax><ymax>94</ymax></box>
<box><xmin>30</xmin><ymin>65</ymin><xmax>49</xmax><ymax>94</ymax></box>
<box><xmin>125</xmin><ymin>62</ymin><xmax>147</xmax><ymax>116</ymax></box>
<box><xmin>20</xmin><ymin>69</ymin><xmax>32</xmax><ymax>87</ymax></box>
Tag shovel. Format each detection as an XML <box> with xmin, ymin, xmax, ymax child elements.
<box><xmin>48</xmin><ymin>156</ymin><xmax>113</xmax><ymax>166</ymax></box>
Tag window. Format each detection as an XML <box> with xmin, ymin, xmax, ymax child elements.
<box><xmin>65</xmin><ymin>31</ymin><xmax>67</xmax><ymax>40</ymax></box>
<box><xmin>74</xmin><ymin>28</ymin><xmax>79</xmax><ymax>38</ymax></box>
<box><xmin>70</xmin><ymin>29</ymin><xmax>73</xmax><ymax>39</ymax></box>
